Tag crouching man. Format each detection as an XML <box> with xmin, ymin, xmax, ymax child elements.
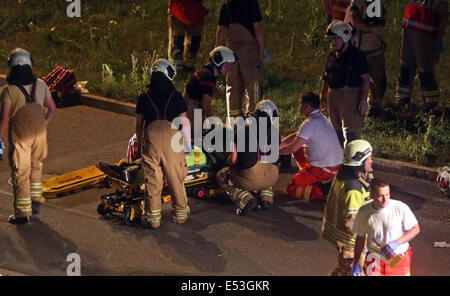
<box><xmin>280</xmin><ymin>92</ymin><xmax>343</xmax><ymax>201</ymax></box>
<box><xmin>216</xmin><ymin>100</ymin><xmax>280</xmax><ymax>215</ymax></box>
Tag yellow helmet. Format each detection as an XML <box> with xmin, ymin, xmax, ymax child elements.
<box><xmin>343</xmin><ymin>140</ymin><xmax>372</xmax><ymax>166</ymax></box>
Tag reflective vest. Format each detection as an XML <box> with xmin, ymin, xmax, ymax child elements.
<box><xmin>401</xmin><ymin>1</ymin><xmax>438</xmax><ymax>34</ymax></box>
<box><xmin>332</xmin><ymin>0</ymin><xmax>352</xmax><ymax>20</ymax></box>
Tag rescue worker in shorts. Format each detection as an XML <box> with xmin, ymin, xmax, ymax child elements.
<box><xmin>320</xmin><ymin>20</ymin><xmax>370</xmax><ymax>147</ymax></box>
<box><xmin>0</xmin><ymin>48</ymin><xmax>56</xmax><ymax>224</ymax></box>
<box><xmin>135</xmin><ymin>59</ymin><xmax>191</xmax><ymax>229</ymax></box>
<box><xmin>321</xmin><ymin>139</ymin><xmax>373</xmax><ymax>276</ymax></box>
<box><xmin>280</xmin><ymin>92</ymin><xmax>343</xmax><ymax>201</ymax></box>
<box><xmin>168</xmin><ymin>0</ymin><xmax>209</xmax><ymax>72</ymax></box>
<box><xmin>216</xmin><ymin>100</ymin><xmax>279</xmax><ymax>215</ymax></box>
<box><xmin>352</xmin><ymin>178</ymin><xmax>420</xmax><ymax>276</ymax></box>
<box><xmin>215</xmin><ymin>0</ymin><xmax>270</xmax><ymax>118</ymax></box>
<box><xmin>345</xmin><ymin>0</ymin><xmax>387</xmax><ymax>117</ymax></box>
<box><xmin>184</xmin><ymin>46</ymin><xmax>237</xmax><ymax>137</ymax></box>
<box><xmin>395</xmin><ymin>0</ymin><xmax>448</xmax><ymax>111</ymax></box>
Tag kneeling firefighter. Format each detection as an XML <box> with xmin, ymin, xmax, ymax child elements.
<box><xmin>216</xmin><ymin>100</ymin><xmax>280</xmax><ymax>215</ymax></box>
<box><xmin>0</xmin><ymin>48</ymin><xmax>56</xmax><ymax>224</ymax></box>
<box><xmin>135</xmin><ymin>59</ymin><xmax>191</xmax><ymax>229</ymax></box>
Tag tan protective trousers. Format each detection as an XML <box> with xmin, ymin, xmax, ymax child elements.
<box><xmin>168</xmin><ymin>15</ymin><xmax>203</xmax><ymax>67</ymax></box>
<box><xmin>329</xmin><ymin>244</ymin><xmax>364</xmax><ymax>276</ymax></box>
<box><xmin>226</xmin><ymin>24</ymin><xmax>263</xmax><ymax>117</ymax></box>
<box><xmin>328</xmin><ymin>86</ymin><xmax>364</xmax><ymax>137</ymax></box>
<box><xmin>142</xmin><ymin>120</ymin><xmax>189</xmax><ymax>224</ymax></box>
<box><xmin>366</xmin><ymin>53</ymin><xmax>386</xmax><ymax>110</ymax></box>
<box><xmin>216</xmin><ymin>162</ymin><xmax>278</xmax><ymax>210</ymax></box>
<box><xmin>8</xmin><ymin>104</ymin><xmax>47</xmax><ymax>217</ymax></box>
<box><xmin>396</xmin><ymin>28</ymin><xmax>439</xmax><ymax>107</ymax></box>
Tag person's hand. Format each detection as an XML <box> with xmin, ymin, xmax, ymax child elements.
<box><xmin>0</xmin><ymin>139</ymin><xmax>5</xmax><ymax>161</ymax></box>
<box><xmin>434</xmin><ymin>38</ymin><xmax>444</xmax><ymax>54</ymax></box>
<box><xmin>358</xmin><ymin>100</ymin><xmax>369</xmax><ymax>115</ymax></box>
<box><xmin>263</xmin><ymin>49</ymin><xmax>271</xmax><ymax>63</ymax></box>
<box><xmin>351</xmin><ymin>263</ymin><xmax>361</xmax><ymax>276</ymax></box>
<box><xmin>380</xmin><ymin>240</ymin><xmax>401</xmax><ymax>258</ymax></box>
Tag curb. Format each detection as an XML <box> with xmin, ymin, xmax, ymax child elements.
<box><xmin>0</xmin><ymin>74</ymin><xmax>440</xmax><ymax>182</ymax></box>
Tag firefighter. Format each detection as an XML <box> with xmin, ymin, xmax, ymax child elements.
<box><xmin>345</xmin><ymin>0</ymin><xmax>387</xmax><ymax>117</ymax></box>
<box><xmin>320</xmin><ymin>20</ymin><xmax>370</xmax><ymax>147</ymax></box>
<box><xmin>168</xmin><ymin>0</ymin><xmax>209</xmax><ymax>72</ymax></box>
<box><xmin>215</xmin><ymin>0</ymin><xmax>270</xmax><ymax>118</ymax></box>
<box><xmin>0</xmin><ymin>48</ymin><xmax>56</xmax><ymax>224</ymax></box>
<box><xmin>216</xmin><ymin>100</ymin><xmax>279</xmax><ymax>215</ymax></box>
<box><xmin>280</xmin><ymin>92</ymin><xmax>343</xmax><ymax>201</ymax></box>
<box><xmin>184</xmin><ymin>46</ymin><xmax>237</xmax><ymax>137</ymax></box>
<box><xmin>321</xmin><ymin>139</ymin><xmax>373</xmax><ymax>276</ymax></box>
<box><xmin>352</xmin><ymin>178</ymin><xmax>420</xmax><ymax>276</ymax></box>
<box><xmin>395</xmin><ymin>0</ymin><xmax>448</xmax><ymax>111</ymax></box>
<box><xmin>135</xmin><ymin>59</ymin><xmax>191</xmax><ymax>229</ymax></box>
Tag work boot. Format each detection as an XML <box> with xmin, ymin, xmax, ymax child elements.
<box><xmin>259</xmin><ymin>200</ymin><xmax>271</xmax><ymax>210</ymax></box>
<box><xmin>8</xmin><ymin>215</ymin><xmax>30</xmax><ymax>225</ymax></box>
<box><xmin>236</xmin><ymin>197</ymin><xmax>258</xmax><ymax>216</ymax></box>
<box><xmin>32</xmin><ymin>201</ymin><xmax>41</xmax><ymax>215</ymax></box>
<box><xmin>173</xmin><ymin>216</ymin><xmax>189</xmax><ymax>225</ymax></box>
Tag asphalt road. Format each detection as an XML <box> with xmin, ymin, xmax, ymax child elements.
<box><xmin>0</xmin><ymin>105</ymin><xmax>448</xmax><ymax>276</ymax></box>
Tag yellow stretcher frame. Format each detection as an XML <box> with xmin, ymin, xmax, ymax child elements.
<box><xmin>43</xmin><ymin>158</ymin><xmax>128</xmax><ymax>198</ymax></box>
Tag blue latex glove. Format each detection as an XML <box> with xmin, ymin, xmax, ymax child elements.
<box><xmin>434</xmin><ymin>38</ymin><xmax>444</xmax><ymax>53</ymax></box>
<box><xmin>380</xmin><ymin>240</ymin><xmax>401</xmax><ymax>258</ymax></box>
<box><xmin>351</xmin><ymin>264</ymin><xmax>361</xmax><ymax>276</ymax></box>
<box><xmin>263</xmin><ymin>49</ymin><xmax>270</xmax><ymax>63</ymax></box>
<box><xmin>0</xmin><ymin>139</ymin><xmax>5</xmax><ymax>160</ymax></box>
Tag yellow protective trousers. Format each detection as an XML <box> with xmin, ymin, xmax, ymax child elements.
<box><xmin>8</xmin><ymin>103</ymin><xmax>47</xmax><ymax>217</ymax></box>
<box><xmin>226</xmin><ymin>24</ymin><xmax>263</xmax><ymax>117</ymax></box>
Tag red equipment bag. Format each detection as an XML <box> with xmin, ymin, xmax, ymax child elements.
<box><xmin>170</xmin><ymin>0</ymin><xmax>209</xmax><ymax>26</ymax></box>
<box><xmin>42</xmin><ymin>66</ymin><xmax>77</xmax><ymax>104</ymax></box>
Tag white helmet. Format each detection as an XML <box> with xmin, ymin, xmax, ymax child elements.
<box><xmin>325</xmin><ymin>20</ymin><xmax>352</xmax><ymax>43</ymax></box>
<box><xmin>151</xmin><ymin>58</ymin><xmax>176</xmax><ymax>81</ymax></box>
<box><xmin>437</xmin><ymin>166</ymin><xmax>450</xmax><ymax>197</ymax></box>
<box><xmin>255</xmin><ymin>99</ymin><xmax>279</xmax><ymax>125</ymax></box>
<box><xmin>209</xmin><ymin>46</ymin><xmax>237</xmax><ymax>68</ymax></box>
<box><xmin>343</xmin><ymin>140</ymin><xmax>372</xmax><ymax>166</ymax></box>
<box><xmin>8</xmin><ymin>48</ymin><xmax>32</xmax><ymax>68</ymax></box>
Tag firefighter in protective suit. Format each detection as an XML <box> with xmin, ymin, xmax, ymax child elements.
<box><xmin>167</xmin><ymin>0</ymin><xmax>209</xmax><ymax>71</ymax></box>
<box><xmin>345</xmin><ymin>0</ymin><xmax>387</xmax><ymax>117</ymax></box>
<box><xmin>184</xmin><ymin>46</ymin><xmax>237</xmax><ymax>138</ymax></box>
<box><xmin>0</xmin><ymin>48</ymin><xmax>56</xmax><ymax>224</ymax></box>
<box><xmin>216</xmin><ymin>100</ymin><xmax>280</xmax><ymax>215</ymax></box>
<box><xmin>320</xmin><ymin>20</ymin><xmax>370</xmax><ymax>147</ymax></box>
<box><xmin>321</xmin><ymin>139</ymin><xmax>373</xmax><ymax>276</ymax></box>
<box><xmin>215</xmin><ymin>0</ymin><xmax>270</xmax><ymax>118</ymax></box>
<box><xmin>395</xmin><ymin>0</ymin><xmax>448</xmax><ymax>110</ymax></box>
<box><xmin>135</xmin><ymin>59</ymin><xmax>191</xmax><ymax>229</ymax></box>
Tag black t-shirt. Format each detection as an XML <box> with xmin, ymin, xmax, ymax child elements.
<box><xmin>218</xmin><ymin>0</ymin><xmax>263</xmax><ymax>36</ymax></box>
<box><xmin>135</xmin><ymin>87</ymin><xmax>187</xmax><ymax>126</ymax></box>
<box><xmin>234</xmin><ymin>115</ymin><xmax>280</xmax><ymax>170</ymax></box>
<box><xmin>324</xmin><ymin>44</ymin><xmax>369</xmax><ymax>89</ymax></box>
<box><xmin>185</xmin><ymin>64</ymin><xmax>217</xmax><ymax>101</ymax></box>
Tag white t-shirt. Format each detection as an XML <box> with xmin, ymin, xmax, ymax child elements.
<box><xmin>297</xmin><ymin>110</ymin><xmax>343</xmax><ymax>167</ymax></box>
<box><xmin>353</xmin><ymin>199</ymin><xmax>419</xmax><ymax>262</ymax></box>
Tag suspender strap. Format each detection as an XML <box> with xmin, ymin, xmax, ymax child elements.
<box><xmin>13</xmin><ymin>82</ymin><xmax>37</xmax><ymax>104</ymax></box>
<box><xmin>145</xmin><ymin>90</ymin><xmax>176</xmax><ymax>121</ymax></box>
